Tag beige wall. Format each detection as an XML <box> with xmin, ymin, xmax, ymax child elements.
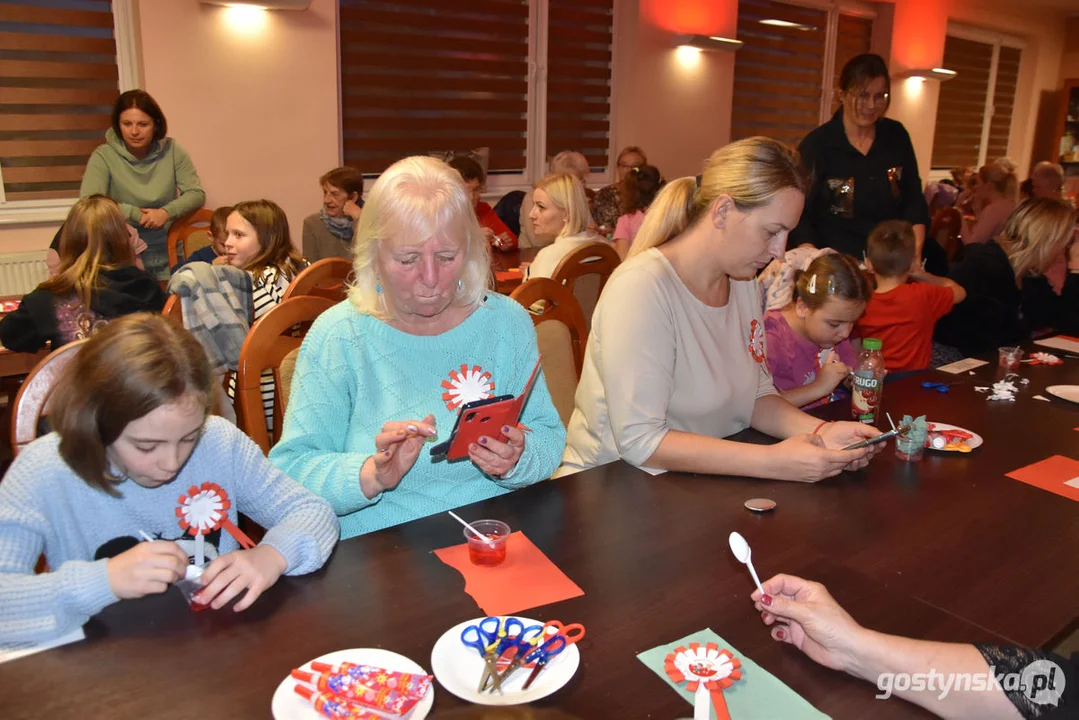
<box><xmin>0</xmin><ymin>0</ymin><xmax>340</xmax><ymax>257</ymax></box>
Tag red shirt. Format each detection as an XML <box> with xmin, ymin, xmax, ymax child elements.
<box><xmin>475</xmin><ymin>201</ymin><xmax>517</xmax><ymax>250</ymax></box>
<box><xmin>855</xmin><ymin>283</ymin><xmax>955</xmax><ymax>371</ymax></box>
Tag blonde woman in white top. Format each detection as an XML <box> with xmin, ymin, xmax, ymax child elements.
<box><xmin>560</xmin><ymin>137</ymin><xmax>884</xmax><ymax>481</ymax></box>
<box><xmin>523</xmin><ymin>173</ymin><xmax>603</xmax><ymax>280</ymax></box>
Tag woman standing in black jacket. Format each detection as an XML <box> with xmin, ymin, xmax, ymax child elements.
<box><xmin>0</xmin><ymin>196</ymin><xmax>165</xmax><ymax>353</ymax></box>
<box><xmin>790</xmin><ymin>54</ymin><xmax>937</xmax><ymax>271</ymax></box>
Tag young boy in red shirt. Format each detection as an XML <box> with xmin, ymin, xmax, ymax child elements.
<box><xmin>856</xmin><ymin>220</ymin><xmax>967</xmax><ymax>371</ymax></box>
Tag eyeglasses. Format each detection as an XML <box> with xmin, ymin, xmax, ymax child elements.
<box><xmin>617</xmin><ymin>161</ymin><xmax>642</xmax><ymax>170</ymax></box>
<box><xmin>850</xmin><ymin>91</ymin><xmax>890</xmax><ymax>107</ymax></box>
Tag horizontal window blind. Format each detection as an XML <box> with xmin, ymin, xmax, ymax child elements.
<box><xmin>0</xmin><ymin>0</ymin><xmax>118</xmax><ymax>202</ymax></box>
<box><xmin>931</xmin><ymin>36</ymin><xmax>993</xmax><ymax>169</ymax></box>
<box><xmin>986</xmin><ymin>45</ymin><xmax>1020</xmax><ymax>163</ymax></box>
<box><xmin>339</xmin><ymin>0</ymin><xmax>529</xmax><ymax>174</ymax></box>
<box><xmin>830</xmin><ymin>14</ymin><xmax>873</xmax><ymax>115</ymax></box>
<box><xmin>732</xmin><ymin>0</ymin><xmax>827</xmax><ymax>149</ymax></box>
<box><xmin>545</xmin><ymin>0</ymin><xmax>612</xmax><ymax>171</ymax></box>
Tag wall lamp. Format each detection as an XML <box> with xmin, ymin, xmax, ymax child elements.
<box><xmin>901</xmin><ymin>67</ymin><xmax>958</xmax><ymax>81</ymax></box>
<box><xmin>673</xmin><ymin>34</ymin><xmax>744</xmax><ymax>52</ymax></box>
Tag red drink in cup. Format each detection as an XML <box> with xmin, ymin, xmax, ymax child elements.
<box><xmin>465</xmin><ymin>520</ymin><xmax>510</xmax><ymax>567</ymax></box>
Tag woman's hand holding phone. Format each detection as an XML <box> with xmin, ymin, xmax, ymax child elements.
<box><xmin>468</xmin><ymin>424</ymin><xmax>527</xmax><ymax>478</ymax></box>
<box><xmin>360</xmin><ymin>415</ymin><xmax>437</xmax><ymax>498</ymax></box>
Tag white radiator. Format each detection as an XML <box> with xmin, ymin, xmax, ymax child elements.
<box><xmin>0</xmin><ymin>250</ymin><xmax>49</xmax><ymax>296</ymax></box>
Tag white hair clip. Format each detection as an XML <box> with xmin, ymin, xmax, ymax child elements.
<box><xmin>807</xmin><ymin>274</ymin><xmax>817</xmax><ymax>294</ymax></box>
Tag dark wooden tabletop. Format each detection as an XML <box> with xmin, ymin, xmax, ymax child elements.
<box><xmin>1</xmin><ymin>348</ymin><xmax>1076</xmax><ymax>719</ymax></box>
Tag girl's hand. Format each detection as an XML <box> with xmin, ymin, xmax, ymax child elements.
<box><xmin>106</xmin><ymin>540</ymin><xmax>188</xmax><ymax>600</ymax></box>
<box><xmin>817</xmin><ymin>351</ymin><xmax>850</xmax><ymax>393</ymax></box>
<box><xmin>360</xmin><ymin>415</ymin><xmax>437</xmax><ymax>498</ymax></box>
<box><xmin>771</xmin><ymin>433</ymin><xmax>867</xmax><ymax>482</ymax></box>
<box><xmin>469</xmin><ymin>424</ymin><xmax>526</xmax><ymax>478</ymax></box>
<box><xmin>817</xmin><ymin>421</ymin><xmax>885</xmax><ymax>470</ymax></box>
<box><xmin>752</xmin><ymin>574</ymin><xmax>867</xmax><ymax>674</ymax></box>
<box><xmin>196</xmin><ymin>545</ymin><xmax>288</xmax><ymax>611</ymax></box>
<box><xmin>139</xmin><ymin>208</ymin><xmax>169</xmax><ymax>229</ymax></box>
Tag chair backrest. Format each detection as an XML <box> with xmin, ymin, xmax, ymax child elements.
<box><xmin>11</xmin><ymin>339</ymin><xmax>87</xmax><ymax>455</ymax></box>
<box><xmin>166</xmin><ymin>208</ymin><xmax>215</xmax><ymax>268</ymax></box>
<box><xmin>510</xmin><ymin>278</ymin><xmax>587</xmax><ymax>427</ymax></box>
<box><xmin>162</xmin><ymin>294</ymin><xmax>183</xmax><ymax>328</ymax></box>
<box><xmin>282</xmin><ymin>257</ymin><xmax>353</xmax><ymax>302</ymax></box>
<box><xmin>235</xmin><ymin>295</ymin><xmax>334</xmax><ymax>454</ymax></box>
<box><xmin>930</xmin><ymin>207</ymin><xmax>963</xmax><ymax>262</ymax></box>
<box><xmin>551</xmin><ymin>241</ymin><xmax>620</xmax><ymax>330</ymax></box>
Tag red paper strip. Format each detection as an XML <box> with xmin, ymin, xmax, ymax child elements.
<box><xmin>1006</xmin><ymin>455</ymin><xmax>1079</xmax><ymax>502</ymax></box>
<box><xmin>433</xmin><ymin>531</ymin><xmax>584</xmax><ymax>616</ymax></box>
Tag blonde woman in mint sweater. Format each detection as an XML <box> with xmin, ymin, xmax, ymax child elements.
<box><xmin>80</xmin><ymin>90</ymin><xmax>205</xmax><ymax>280</ymax></box>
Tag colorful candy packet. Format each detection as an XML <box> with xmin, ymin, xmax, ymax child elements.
<box><xmin>292</xmin><ymin>685</ymin><xmax>383</xmax><ymax>720</ymax></box>
<box><xmin>291</xmin><ymin>663</ymin><xmax>431</xmax><ymax>715</ymax></box>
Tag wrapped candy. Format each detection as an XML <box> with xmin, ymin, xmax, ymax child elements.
<box><xmin>291</xmin><ymin>663</ymin><xmax>431</xmax><ymax>716</ymax></box>
<box><xmin>292</xmin><ymin>685</ymin><xmax>382</xmax><ymax>720</ymax></box>
<box><xmin>310</xmin><ymin>661</ymin><xmax>432</xmax><ymax>700</ymax></box>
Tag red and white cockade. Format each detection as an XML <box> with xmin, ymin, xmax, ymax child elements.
<box><xmin>664</xmin><ymin>642</ymin><xmax>743</xmax><ymax>720</ymax></box>
<box><xmin>176</xmin><ymin>482</ymin><xmax>256</xmax><ymax>565</ymax></box>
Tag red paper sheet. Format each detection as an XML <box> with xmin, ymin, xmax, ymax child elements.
<box><xmin>494</xmin><ymin>269</ymin><xmax>523</xmax><ymax>284</ymax></box>
<box><xmin>433</xmin><ymin>531</ymin><xmax>584</xmax><ymax>615</ymax></box>
<box><xmin>1006</xmin><ymin>455</ymin><xmax>1079</xmax><ymax>502</ymax></box>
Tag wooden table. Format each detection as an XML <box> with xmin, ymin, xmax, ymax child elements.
<box><xmin>492</xmin><ymin>246</ymin><xmax>539</xmax><ymax>295</ymax></box>
<box><xmin>1</xmin><ymin>353</ymin><xmax>1076</xmax><ymax>719</ymax></box>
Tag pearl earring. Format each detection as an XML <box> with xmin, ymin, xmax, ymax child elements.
<box><xmin>457</xmin><ymin>279</ymin><xmax>464</xmax><ymax>291</ymax></box>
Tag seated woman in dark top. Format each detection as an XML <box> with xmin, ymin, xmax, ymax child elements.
<box><xmin>0</xmin><ymin>196</ymin><xmax>165</xmax><ymax>353</ymax></box>
<box><xmin>935</xmin><ymin>197</ymin><xmax>1077</xmax><ymax>357</ymax></box>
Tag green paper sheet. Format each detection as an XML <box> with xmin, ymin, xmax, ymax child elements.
<box><xmin>636</xmin><ymin>628</ymin><xmax>830</xmax><ymax>720</ymax></box>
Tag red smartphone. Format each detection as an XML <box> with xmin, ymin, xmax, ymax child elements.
<box><xmin>430</xmin><ymin>357</ymin><xmax>542</xmax><ymax>461</ymax></box>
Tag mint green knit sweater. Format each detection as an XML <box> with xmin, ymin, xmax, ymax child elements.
<box><xmin>269</xmin><ymin>294</ymin><xmax>566</xmax><ymax>539</ymax></box>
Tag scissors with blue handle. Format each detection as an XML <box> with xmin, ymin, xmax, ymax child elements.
<box><xmin>477</xmin><ymin>617</ymin><xmax>531</xmax><ymax>692</ymax></box>
<box><xmin>461</xmin><ymin>616</ymin><xmax>507</xmax><ymax>694</ymax></box>
<box><xmin>487</xmin><ymin>622</ymin><xmax>548</xmax><ymax>692</ymax></box>
<box><xmin>922</xmin><ymin>381</ymin><xmax>953</xmax><ymax>393</ymax></box>
<box><xmin>520</xmin><ymin>621</ymin><xmax>586</xmax><ymax>691</ymax></box>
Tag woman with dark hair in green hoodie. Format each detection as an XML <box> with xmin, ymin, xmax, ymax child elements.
<box><xmin>80</xmin><ymin>90</ymin><xmax>206</xmax><ymax>280</ymax></box>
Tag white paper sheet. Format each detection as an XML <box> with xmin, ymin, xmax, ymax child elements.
<box><xmin>937</xmin><ymin>358</ymin><xmax>989</xmax><ymax>374</ymax></box>
<box><xmin>1034</xmin><ymin>336</ymin><xmax>1079</xmax><ymax>354</ymax></box>
<box><xmin>0</xmin><ymin>627</ymin><xmax>85</xmax><ymax>664</ymax></box>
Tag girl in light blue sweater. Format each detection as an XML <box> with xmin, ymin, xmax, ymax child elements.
<box><xmin>0</xmin><ymin>314</ymin><xmax>338</xmax><ymax>645</ymax></box>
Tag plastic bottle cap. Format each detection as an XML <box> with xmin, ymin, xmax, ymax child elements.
<box><xmin>863</xmin><ymin>338</ymin><xmax>883</xmax><ymax>350</ymax></box>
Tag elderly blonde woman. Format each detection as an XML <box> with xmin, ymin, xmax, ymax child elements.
<box><xmin>269</xmin><ymin>156</ymin><xmax>565</xmax><ymax>539</ymax></box>
<box><xmin>519</xmin><ymin>150</ymin><xmax>592</xmax><ymax>249</ymax></box>
<box><xmin>523</xmin><ymin>173</ymin><xmax>602</xmax><ymax>280</ymax></box>
<box><xmin>560</xmin><ymin>137</ymin><xmax>883</xmax><ymax>481</ymax></box>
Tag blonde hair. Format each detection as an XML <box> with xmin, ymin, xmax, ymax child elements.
<box><xmin>996</xmin><ymin>197</ymin><xmax>1076</xmax><ymax>280</ymax></box>
<box><xmin>978</xmin><ymin>161</ymin><xmax>1018</xmax><ymax>201</ymax></box>
<box><xmin>533</xmin><ymin>173</ymin><xmax>592</xmax><ymax>238</ymax></box>
<box><xmin>348</xmin><ymin>155</ymin><xmax>490</xmax><ymax>320</ymax></box>
<box><xmin>630</xmin><ymin>137</ymin><xmax>811</xmax><ymax>258</ymax></box>
<box><xmin>549</xmin><ymin>151</ymin><xmax>590</xmax><ymax>182</ymax></box>
<box><xmin>41</xmin><ymin>195</ymin><xmax>136</xmax><ymax>309</ymax></box>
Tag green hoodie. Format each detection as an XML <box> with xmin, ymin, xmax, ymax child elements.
<box><xmin>79</xmin><ymin>128</ymin><xmax>206</xmax><ymax>256</ymax></box>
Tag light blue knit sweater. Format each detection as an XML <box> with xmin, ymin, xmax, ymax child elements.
<box><xmin>269</xmin><ymin>294</ymin><xmax>566</xmax><ymax>539</ymax></box>
<box><xmin>0</xmin><ymin>417</ymin><xmax>339</xmax><ymax>645</ymax></box>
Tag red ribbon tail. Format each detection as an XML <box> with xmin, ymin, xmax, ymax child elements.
<box><xmin>219</xmin><ymin>517</ymin><xmax>257</xmax><ymax>549</ymax></box>
<box><xmin>710</xmin><ymin>688</ymin><xmax>732</xmax><ymax>720</ymax></box>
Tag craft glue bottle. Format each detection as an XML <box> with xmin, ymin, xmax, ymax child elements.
<box><xmin>851</xmin><ymin>338</ymin><xmax>885</xmax><ymax>424</ymax></box>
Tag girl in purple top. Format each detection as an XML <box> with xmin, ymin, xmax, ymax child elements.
<box><xmin>764</xmin><ymin>253</ymin><xmax>871</xmax><ymax>409</ymax></box>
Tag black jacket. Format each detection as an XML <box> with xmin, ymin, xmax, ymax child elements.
<box><xmin>791</xmin><ymin>108</ymin><xmax>931</xmax><ymax>259</ymax></box>
<box><xmin>0</xmin><ymin>266</ymin><xmax>165</xmax><ymax>353</ymax></box>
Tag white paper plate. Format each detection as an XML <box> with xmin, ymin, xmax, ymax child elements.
<box><xmin>1046</xmin><ymin>385</ymin><xmax>1079</xmax><ymax>404</ymax></box>
<box><xmin>271</xmin><ymin>648</ymin><xmax>434</xmax><ymax>720</ymax></box>
<box><xmin>926</xmin><ymin>422</ymin><xmax>983</xmax><ymax>452</ymax></box>
<box><xmin>431</xmin><ymin>616</ymin><xmax>580</xmax><ymax>706</ymax></box>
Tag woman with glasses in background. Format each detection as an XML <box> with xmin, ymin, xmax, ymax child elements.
<box><xmin>592</xmin><ymin>145</ymin><xmax>648</xmax><ymax>238</ymax></box>
<box><xmin>790</xmin><ymin>54</ymin><xmax>937</xmax><ymax>272</ymax></box>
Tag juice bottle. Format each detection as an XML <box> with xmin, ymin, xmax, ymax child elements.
<box><xmin>851</xmin><ymin>338</ymin><xmax>885</xmax><ymax>424</ymax></box>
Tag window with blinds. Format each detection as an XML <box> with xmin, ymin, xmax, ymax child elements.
<box><xmin>732</xmin><ymin>0</ymin><xmax>828</xmax><ymax>149</ymax></box>
<box><xmin>339</xmin><ymin>0</ymin><xmax>530</xmax><ymax>175</ymax></box>
<box><xmin>931</xmin><ymin>35</ymin><xmax>1022</xmax><ymax>170</ymax></box>
<box><xmin>830</xmin><ymin>14</ymin><xmax>874</xmax><ymax>115</ymax></box>
<box><xmin>545</xmin><ymin>0</ymin><xmax>612</xmax><ymax>172</ymax></box>
<box><xmin>0</xmin><ymin>0</ymin><xmax>119</xmax><ymax>202</ymax></box>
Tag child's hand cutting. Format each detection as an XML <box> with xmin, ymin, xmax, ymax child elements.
<box><xmin>818</xmin><ymin>350</ymin><xmax>850</xmax><ymax>393</ymax></box>
<box><xmin>196</xmin><ymin>545</ymin><xmax>288</xmax><ymax>612</ymax></box>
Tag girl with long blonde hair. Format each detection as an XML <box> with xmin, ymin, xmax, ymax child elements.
<box><xmin>559</xmin><ymin>137</ymin><xmax>885</xmax><ymax>481</ymax></box>
<box><xmin>523</xmin><ymin>173</ymin><xmax>602</xmax><ymax>280</ymax></box>
<box><xmin>0</xmin><ymin>195</ymin><xmax>164</xmax><ymax>352</ymax></box>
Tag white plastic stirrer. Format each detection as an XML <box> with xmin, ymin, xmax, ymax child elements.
<box><xmin>728</xmin><ymin>532</ymin><xmax>764</xmax><ymax>597</ymax></box>
<box><xmin>447</xmin><ymin>510</ymin><xmax>496</xmax><ymax>547</ymax></box>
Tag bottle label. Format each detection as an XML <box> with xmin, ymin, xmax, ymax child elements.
<box><xmin>851</xmin><ymin>373</ymin><xmax>882</xmax><ymax>423</ymax></box>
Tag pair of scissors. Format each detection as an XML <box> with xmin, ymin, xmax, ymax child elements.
<box><xmin>520</xmin><ymin>621</ymin><xmax>586</xmax><ymax>691</ymax></box>
<box><xmin>461</xmin><ymin>616</ymin><xmax>510</xmax><ymax>694</ymax></box>
<box><xmin>922</xmin><ymin>381</ymin><xmax>953</xmax><ymax>393</ymax></box>
<box><xmin>475</xmin><ymin>616</ymin><xmax>530</xmax><ymax>693</ymax></box>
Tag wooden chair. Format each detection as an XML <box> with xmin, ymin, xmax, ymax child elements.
<box><xmin>551</xmin><ymin>241</ymin><xmax>620</xmax><ymax>330</ymax></box>
<box><xmin>10</xmin><ymin>339</ymin><xmax>87</xmax><ymax>455</ymax></box>
<box><xmin>162</xmin><ymin>294</ymin><xmax>183</xmax><ymax>328</ymax></box>
<box><xmin>282</xmin><ymin>257</ymin><xmax>353</xmax><ymax>302</ymax></box>
<box><xmin>930</xmin><ymin>207</ymin><xmax>963</xmax><ymax>262</ymax></box>
<box><xmin>510</xmin><ymin>278</ymin><xmax>587</xmax><ymax>427</ymax></box>
<box><xmin>166</xmin><ymin>208</ymin><xmax>215</xmax><ymax>269</ymax></box>
<box><xmin>235</xmin><ymin>295</ymin><xmax>334</xmax><ymax>455</ymax></box>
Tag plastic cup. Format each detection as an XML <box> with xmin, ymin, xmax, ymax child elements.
<box><xmin>465</xmin><ymin>520</ymin><xmax>510</xmax><ymax>567</ymax></box>
<box><xmin>895</xmin><ymin>426</ymin><xmax>928</xmax><ymax>462</ymax></box>
<box><xmin>175</xmin><ymin>564</ymin><xmax>210</xmax><ymax>612</ymax></box>
<box><xmin>998</xmin><ymin>346</ymin><xmax>1023</xmax><ymax>370</ymax></box>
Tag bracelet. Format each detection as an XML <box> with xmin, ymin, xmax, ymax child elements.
<box><xmin>812</xmin><ymin>420</ymin><xmax>831</xmax><ymax>435</ymax></box>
